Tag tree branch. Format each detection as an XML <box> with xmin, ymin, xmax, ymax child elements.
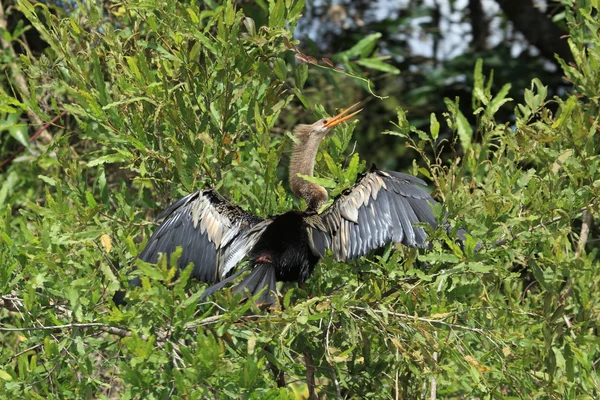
<box><xmin>496</xmin><ymin>0</ymin><xmax>572</xmax><ymax>64</ymax></box>
<box><xmin>304</xmin><ymin>351</ymin><xmax>318</xmax><ymax>400</ymax></box>
<box><xmin>576</xmin><ymin>208</ymin><xmax>593</xmax><ymax>258</ymax></box>
<box><xmin>349</xmin><ymin>306</ymin><xmax>497</xmax><ymax>345</ymax></box>
<box><xmin>495</xmin><ymin>204</ymin><xmax>595</xmax><ymax>247</ymax></box>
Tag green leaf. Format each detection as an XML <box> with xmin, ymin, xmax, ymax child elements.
<box><xmin>8</xmin><ymin>124</ymin><xmax>29</xmax><ymax>147</ymax></box>
<box><xmin>135</xmin><ymin>259</ymin><xmax>168</xmax><ymax>280</ymax></box>
<box><xmin>273</xmin><ymin>58</ymin><xmax>287</xmax><ymax>81</ymax></box>
<box><xmin>288</xmin><ymin>0</ymin><xmax>305</xmax><ymax>21</ymax></box>
<box><xmin>564</xmin><ymin>343</ymin><xmax>575</xmax><ymax>382</ymax></box>
<box><xmin>551</xmin><ymin>149</ymin><xmax>573</xmax><ymax>173</ymax></box>
<box><xmin>322</xmin><ymin>152</ymin><xmax>340</xmax><ymax>178</ymax></box>
<box><xmin>38</xmin><ymin>175</ymin><xmax>56</xmax><ymax>186</ymax></box>
<box><xmin>0</xmin><ymin>370</ymin><xmax>12</xmax><ymax>381</ymax></box>
<box><xmin>355</xmin><ymin>58</ymin><xmax>400</xmax><ymax>74</ymax></box>
<box><xmin>419</xmin><ymin>253</ymin><xmax>460</xmax><ymax>263</ymax></box>
<box><xmin>466</xmin><ymin>262</ymin><xmax>493</xmax><ymax>273</ymax></box>
<box><xmin>186</xmin><ymin>8</ymin><xmax>200</xmax><ymax>24</ymax></box>
<box><xmin>474</xmin><ymin>87</ymin><xmax>488</xmax><ymax>105</ymax></box>
<box><xmin>87</xmin><ymin>153</ymin><xmax>129</xmax><ymax>167</ymax></box>
<box><xmin>294</xmin><ymin>62</ymin><xmax>308</xmax><ymax>89</ymax></box>
<box><xmin>393</xmin><ymin>106</ymin><xmax>410</xmax><ymax>135</ymax></box>
<box><xmin>456</xmin><ymin>109</ymin><xmax>472</xmax><ymax>151</ymax></box>
<box><xmin>344</xmin><ymin>153</ymin><xmax>361</xmax><ymax>182</ymax></box>
<box><xmin>283</xmin><ymin>287</ymin><xmax>294</xmax><ymax>308</ymax></box>
<box><xmin>71</xmin><ymin>229</ymin><xmax>103</xmax><ymax>241</ymax></box>
<box><xmin>429</xmin><ymin>113</ymin><xmax>439</xmax><ymax>141</ymax></box>
<box><xmin>340</xmin><ymin>33</ymin><xmax>381</xmax><ymax>59</ymax></box>
<box><xmin>486</xmin><ymin>83</ymin><xmax>512</xmax><ymax>117</ymax></box>
<box><xmin>292</xmin><ymin>87</ymin><xmax>309</xmax><ymax>107</ymax></box>
<box><xmin>85</xmin><ymin>191</ymin><xmax>98</xmax><ymax>207</ymax></box>
<box><xmin>445</xmin><ymin>98</ymin><xmax>473</xmax><ymax>151</ymax></box>
<box><xmin>0</xmin><ymin>92</ymin><xmax>26</xmax><ymax>113</ymax></box>
<box><xmin>125</xmin><ymin>56</ymin><xmax>143</xmax><ymax>82</ymax></box>
<box><xmin>295</xmin><ymin>174</ymin><xmax>337</xmax><ymax>188</ymax></box>
<box><xmin>269</xmin><ymin>0</ymin><xmax>286</xmax><ymax>28</ymax></box>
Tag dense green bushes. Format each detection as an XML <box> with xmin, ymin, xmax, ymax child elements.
<box><xmin>1</xmin><ymin>0</ymin><xmax>599</xmax><ymax>398</ymax></box>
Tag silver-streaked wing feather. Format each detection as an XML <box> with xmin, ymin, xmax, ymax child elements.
<box><xmin>138</xmin><ymin>188</ymin><xmax>270</xmax><ymax>282</ymax></box>
<box><xmin>305</xmin><ymin>169</ymin><xmax>438</xmax><ymax>261</ymax></box>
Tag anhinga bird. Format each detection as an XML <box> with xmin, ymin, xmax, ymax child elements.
<box><xmin>117</xmin><ymin>103</ymin><xmax>445</xmax><ymax>305</ymax></box>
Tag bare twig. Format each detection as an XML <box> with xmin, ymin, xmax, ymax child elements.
<box><xmin>0</xmin><ymin>110</ymin><xmax>68</xmax><ymax>170</ymax></box>
<box><xmin>576</xmin><ymin>208</ymin><xmax>593</xmax><ymax>258</ymax></box>
<box><xmin>0</xmin><ymin>298</ymin><xmax>260</xmax><ymax>343</ymax></box>
<box><xmin>348</xmin><ymin>306</ymin><xmax>497</xmax><ymax>345</ymax></box>
<box><xmin>325</xmin><ymin>310</ymin><xmax>334</xmax><ymax>362</ymax></box>
<box><xmin>7</xmin><ymin>343</ymin><xmax>43</xmax><ymax>361</ymax></box>
<box><xmin>394</xmin><ymin>350</ymin><xmax>399</xmax><ymax>400</ymax></box>
<box><xmin>431</xmin><ymin>331</ymin><xmax>437</xmax><ymax>400</ymax></box>
<box><xmin>0</xmin><ymin>322</ymin><xmax>127</xmax><ymax>334</ymax></box>
<box><xmin>330</xmin><ymin>366</ymin><xmax>342</xmax><ymax>399</ymax></box>
<box><xmin>0</xmin><ymin>295</ymin><xmax>24</xmax><ymax>312</ymax></box>
<box><xmin>324</xmin><ymin>310</ymin><xmax>342</xmax><ymax>398</ymax></box>
<box><xmin>495</xmin><ymin>204</ymin><xmax>595</xmax><ymax>246</ymax></box>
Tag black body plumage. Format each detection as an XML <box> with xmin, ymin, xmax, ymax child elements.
<box><xmin>249</xmin><ymin>211</ymin><xmax>321</xmax><ymax>282</ymax></box>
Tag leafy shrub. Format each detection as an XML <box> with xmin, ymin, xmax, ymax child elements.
<box><xmin>0</xmin><ymin>0</ymin><xmax>598</xmax><ymax>398</ymax></box>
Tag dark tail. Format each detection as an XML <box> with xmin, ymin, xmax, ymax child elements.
<box><xmin>201</xmin><ymin>262</ymin><xmax>277</xmax><ymax>305</ymax></box>
<box><xmin>117</xmin><ymin>262</ymin><xmax>278</xmax><ymax>306</ymax></box>
<box><xmin>199</xmin><ymin>266</ymin><xmax>251</xmax><ymax>300</ymax></box>
<box><xmin>232</xmin><ymin>262</ymin><xmax>277</xmax><ymax>306</ymax></box>
<box><xmin>112</xmin><ymin>276</ymin><xmax>141</xmax><ymax>306</ymax></box>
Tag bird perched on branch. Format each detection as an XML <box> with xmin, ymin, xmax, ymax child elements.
<box><xmin>115</xmin><ymin>103</ymin><xmax>452</xmax><ymax>306</ymax></box>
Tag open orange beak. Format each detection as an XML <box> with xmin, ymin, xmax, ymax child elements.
<box><xmin>323</xmin><ymin>102</ymin><xmax>363</xmax><ymax>128</ymax></box>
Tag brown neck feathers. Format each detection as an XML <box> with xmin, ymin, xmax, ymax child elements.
<box><xmin>289</xmin><ymin>131</ymin><xmax>328</xmax><ymax>212</ymax></box>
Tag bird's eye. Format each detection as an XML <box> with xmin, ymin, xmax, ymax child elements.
<box><xmin>323</xmin><ymin>119</ymin><xmax>329</xmax><ymax>125</ymax></box>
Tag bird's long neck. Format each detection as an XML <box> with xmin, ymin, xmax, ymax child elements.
<box><xmin>289</xmin><ymin>135</ymin><xmax>328</xmax><ymax>212</ymax></box>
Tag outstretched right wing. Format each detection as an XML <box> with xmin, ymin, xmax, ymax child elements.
<box><xmin>305</xmin><ymin>168</ymin><xmax>438</xmax><ymax>262</ymax></box>
<box><xmin>137</xmin><ymin>188</ymin><xmax>270</xmax><ymax>283</ymax></box>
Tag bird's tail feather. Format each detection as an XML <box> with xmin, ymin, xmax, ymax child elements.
<box><xmin>233</xmin><ymin>262</ymin><xmax>277</xmax><ymax>306</ymax></box>
<box><xmin>200</xmin><ymin>266</ymin><xmax>251</xmax><ymax>300</ymax></box>
<box><xmin>200</xmin><ymin>262</ymin><xmax>277</xmax><ymax>306</ymax></box>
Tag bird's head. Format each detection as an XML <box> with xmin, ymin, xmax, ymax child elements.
<box><xmin>293</xmin><ymin>102</ymin><xmax>362</xmax><ymax>143</ymax></box>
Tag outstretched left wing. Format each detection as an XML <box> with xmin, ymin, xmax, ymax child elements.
<box><xmin>137</xmin><ymin>188</ymin><xmax>270</xmax><ymax>282</ymax></box>
<box><xmin>305</xmin><ymin>168</ymin><xmax>438</xmax><ymax>261</ymax></box>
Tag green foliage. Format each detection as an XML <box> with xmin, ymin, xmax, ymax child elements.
<box><xmin>1</xmin><ymin>0</ymin><xmax>599</xmax><ymax>398</ymax></box>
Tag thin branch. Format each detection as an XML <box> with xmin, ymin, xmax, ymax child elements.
<box><xmin>431</xmin><ymin>331</ymin><xmax>438</xmax><ymax>400</ymax></box>
<box><xmin>348</xmin><ymin>306</ymin><xmax>497</xmax><ymax>345</ymax></box>
<box><xmin>325</xmin><ymin>310</ymin><xmax>334</xmax><ymax>362</ymax></box>
<box><xmin>0</xmin><ymin>295</ymin><xmax>24</xmax><ymax>312</ymax></box>
<box><xmin>0</xmin><ymin>110</ymin><xmax>68</xmax><ymax>170</ymax></box>
<box><xmin>8</xmin><ymin>343</ymin><xmax>43</xmax><ymax>362</ymax></box>
<box><xmin>495</xmin><ymin>204</ymin><xmax>595</xmax><ymax>246</ymax></box>
<box><xmin>304</xmin><ymin>351</ymin><xmax>318</xmax><ymax>400</ymax></box>
<box><xmin>0</xmin><ymin>322</ymin><xmax>127</xmax><ymax>334</ymax></box>
<box><xmin>576</xmin><ymin>208</ymin><xmax>593</xmax><ymax>258</ymax></box>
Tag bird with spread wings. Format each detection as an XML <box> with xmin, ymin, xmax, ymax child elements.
<box><xmin>115</xmin><ymin>103</ymin><xmax>453</xmax><ymax>306</ymax></box>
